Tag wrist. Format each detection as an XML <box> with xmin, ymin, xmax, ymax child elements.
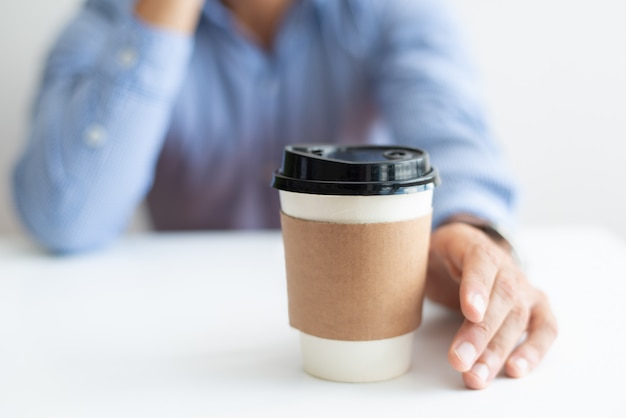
<box><xmin>439</xmin><ymin>214</ymin><xmax>520</xmax><ymax>264</ymax></box>
<box><xmin>134</xmin><ymin>0</ymin><xmax>204</xmax><ymax>34</ymax></box>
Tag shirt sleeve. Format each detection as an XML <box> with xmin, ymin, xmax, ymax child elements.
<box><xmin>371</xmin><ymin>0</ymin><xmax>519</xmax><ymax>232</ymax></box>
<box><xmin>12</xmin><ymin>0</ymin><xmax>193</xmax><ymax>253</ymax></box>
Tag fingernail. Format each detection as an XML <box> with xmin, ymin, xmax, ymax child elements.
<box><xmin>471</xmin><ymin>293</ymin><xmax>486</xmax><ymax>319</ymax></box>
<box><xmin>512</xmin><ymin>357</ymin><xmax>529</xmax><ymax>375</ymax></box>
<box><xmin>472</xmin><ymin>362</ymin><xmax>490</xmax><ymax>382</ymax></box>
<box><xmin>455</xmin><ymin>341</ymin><xmax>477</xmax><ymax>368</ymax></box>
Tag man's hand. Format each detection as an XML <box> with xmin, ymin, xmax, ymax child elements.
<box><xmin>426</xmin><ymin>221</ymin><xmax>558</xmax><ymax>389</ymax></box>
<box><xmin>135</xmin><ymin>0</ymin><xmax>205</xmax><ymax>34</ymax></box>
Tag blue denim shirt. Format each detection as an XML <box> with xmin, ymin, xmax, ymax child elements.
<box><xmin>12</xmin><ymin>0</ymin><xmax>517</xmax><ymax>252</ymax></box>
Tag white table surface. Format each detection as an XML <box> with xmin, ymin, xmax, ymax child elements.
<box><xmin>1</xmin><ymin>226</ymin><xmax>625</xmax><ymax>417</ymax></box>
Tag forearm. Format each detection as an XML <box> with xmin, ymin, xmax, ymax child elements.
<box><xmin>374</xmin><ymin>0</ymin><xmax>518</xmax><ymax>231</ymax></box>
<box><xmin>12</xmin><ymin>2</ymin><xmax>194</xmax><ymax>253</ymax></box>
<box><xmin>14</xmin><ymin>84</ymin><xmax>174</xmax><ymax>253</ymax></box>
<box><xmin>134</xmin><ymin>0</ymin><xmax>204</xmax><ymax>34</ymax></box>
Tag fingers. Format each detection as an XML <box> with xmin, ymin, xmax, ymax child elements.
<box><xmin>461</xmin><ymin>302</ymin><xmax>529</xmax><ymax>389</ymax></box>
<box><xmin>431</xmin><ymin>222</ymin><xmax>557</xmax><ymax>389</ymax></box>
<box><xmin>450</xmin><ymin>285</ymin><xmax>557</xmax><ymax>390</ymax></box>
<box><xmin>448</xmin><ymin>265</ymin><xmax>521</xmax><ymax>373</ymax></box>
<box><xmin>458</xmin><ymin>240</ymin><xmax>503</xmax><ymax>323</ymax></box>
<box><xmin>505</xmin><ymin>291</ymin><xmax>558</xmax><ymax>378</ymax></box>
<box><xmin>431</xmin><ymin>223</ymin><xmax>503</xmax><ymax>323</ymax></box>
<box><xmin>448</xmin><ymin>235</ymin><xmax>553</xmax><ymax>389</ymax></box>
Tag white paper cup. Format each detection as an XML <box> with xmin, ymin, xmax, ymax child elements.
<box><xmin>280</xmin><ymin>190</ymin><xmax>433</xmax><ymax>382</ymax></box>
<box><xmin>272</xmin><ymin>145</ymin><xmax>439</xmax><ymax>383</ymax></box>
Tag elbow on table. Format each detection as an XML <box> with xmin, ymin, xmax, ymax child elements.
<box><xmin>11</xmin><ymin>162</ymin><xmax>126</xmax><ymax>254</ymax></box>
<box><xmin>38</xmin><ymin>226</ymin><xmax>115</xmax><ymax>255</ymax></box>
<box><xmin>12</xmin><ymin>189</ymin><xmax>118</xmax><ymax>255</ymax></box>
<box><xmin>18</xmin><ymin>212</ymin><xmax>117</xmax><ymax>255</ymax></box>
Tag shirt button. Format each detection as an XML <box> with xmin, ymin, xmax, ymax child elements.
<box><xmin>118</xmin><ymin>47</ymin><xmax>137</xmax><ymax>68</ymax></box>
<box><xmin>84</xmin><ymin>125</ymin><xmax>107</xmax><ymax>148</ymax></box>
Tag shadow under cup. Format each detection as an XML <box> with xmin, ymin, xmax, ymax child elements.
<box><xmin>272</xmin><ymin>144</ymin><xmax>439</xmax><ymax>383</ymax></box>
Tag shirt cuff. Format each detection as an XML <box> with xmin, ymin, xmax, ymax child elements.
<box><xmin>432</xmin><ymin>181</ymin><xmax>517</xmax><ymax>235</ymax></box>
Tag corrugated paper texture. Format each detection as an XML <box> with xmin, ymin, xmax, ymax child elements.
<box><xmin>280</xmin><ymin>212</ymin><xmax>432</xmax><ymax>341</ymax></box>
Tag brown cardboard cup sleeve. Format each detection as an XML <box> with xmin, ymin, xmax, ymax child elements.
<box><xmin>280</xmin><ymin>212</ymin><xmax>432</xmax><ymax>341</ymax></box>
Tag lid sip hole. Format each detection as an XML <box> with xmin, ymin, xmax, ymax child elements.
<box><xmin>383</xmin><ymin>150</ymin><xmax>410</xmax><ymax>160</ymax></box>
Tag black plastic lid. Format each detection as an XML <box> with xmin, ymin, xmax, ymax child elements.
<box><xmin>271</xmin><ymin>144</ymin><xmax>439</xmax><ymax>196</ymax></box>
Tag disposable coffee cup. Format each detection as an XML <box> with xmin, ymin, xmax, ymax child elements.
<box><xmin>271</xmin><ymin>144</ymin><xmax>439</xmax><ymax>382</ymax></box>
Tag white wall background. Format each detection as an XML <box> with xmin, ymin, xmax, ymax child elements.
<box><xmin>1</xmin><ymin>1</ymin><xmax>625</xmax><ymax>239</ymax></box>
<box><xmin>448</xmin><ymin>0</ymin><xmax>626</xmax><ymax>237</ymax></box>
<box><xmin>0</xmin><ymin>0</ymin><xmax>81</xmax><ymax>236</ymax></box>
